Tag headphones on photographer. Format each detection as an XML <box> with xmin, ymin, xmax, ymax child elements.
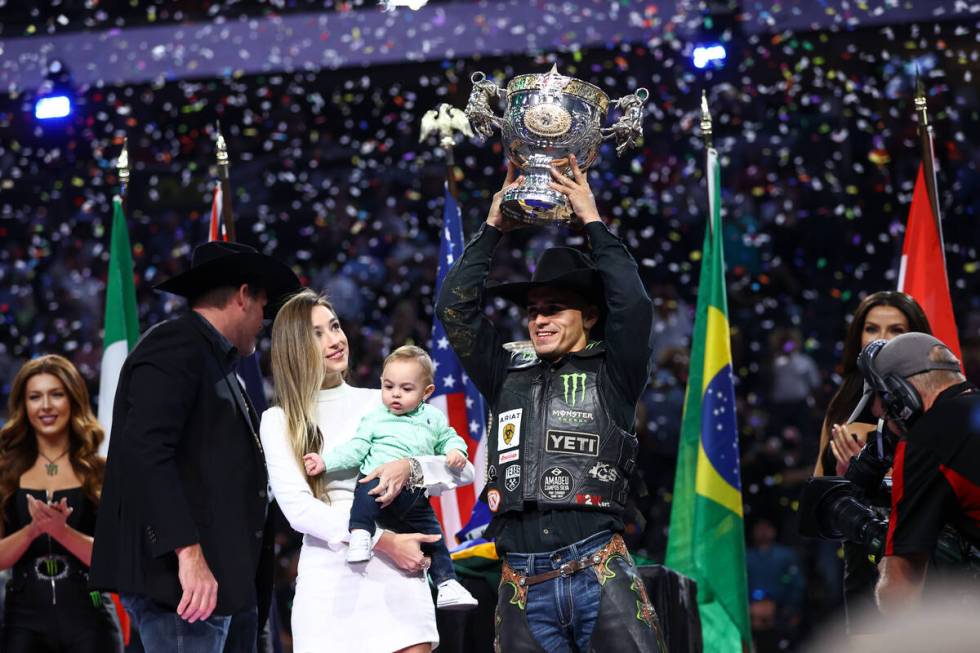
<box><xmin>855</xmin><ymin>339</ymin><xmax>924</xmax><ymax>429</ymax></box>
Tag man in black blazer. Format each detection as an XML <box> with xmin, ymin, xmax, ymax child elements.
<box><xmin>91</xmin><ymin>241</ymin><xmax>299</xmax><ymax>653</ymax></box>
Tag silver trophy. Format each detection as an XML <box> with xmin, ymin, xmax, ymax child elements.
<box><xmin>465</xmin><ymin>64</ymin><xmax>647</xmax><ymax>224</ymax></box>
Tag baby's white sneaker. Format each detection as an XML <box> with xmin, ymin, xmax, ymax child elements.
<box><xmin>347</xmin><ymin>529</ymin><xmax>373</xmax><ymax>563</ymax></box>
<box><xmin>436</xmin><ymin>579</ymin><xmax>478</xmax><ymax>610</ymax></box>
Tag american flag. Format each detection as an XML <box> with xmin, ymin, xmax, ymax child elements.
<box><xmin>208</xmin><ymin>182</ymin><xmax>229</xmax><ymax>242</ymax></box>
<box><xmin>428</xmin><ymin>186</ymin><xmax>489</xmax><ymax>545</ymax></box>
<box><xmin>209</xmin><ymin>181</ymin><xmax>267</xmax><ymax>413</ymax></box>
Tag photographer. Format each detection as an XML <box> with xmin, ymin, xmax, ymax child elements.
<box><xmin>854</xmin><ymin>333</ymin><xmax>979</xmax><ymax>614</ymax></box>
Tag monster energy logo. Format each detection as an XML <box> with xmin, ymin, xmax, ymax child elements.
<box><xmin>560</xmin><ymin>373</ymin><xmax>588</xmax><ymax>406</ymax></box>
<box><xmin>46</xmin><ymin>559</ymin><xmax>58</xmax><ymax>576</ymax></box>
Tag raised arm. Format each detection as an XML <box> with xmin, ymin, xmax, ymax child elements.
<box><xmin>435</xmin><ymin>167</ymin><xmax>522</xmax><ymax>402</ymax></box>
<box><xmin>585</xmin><ymin>219</ymin><xmax>654</xmax><ymax>401</ymax></box>
<box><xmin>259</xmin><ymin>409</ymin><xmax>356</xmax><ymax>547</ymax></box>
<box><xmin>551</xmin><ymin>155</ymin><xmax>654</xmax><ymax>404</ymax></box>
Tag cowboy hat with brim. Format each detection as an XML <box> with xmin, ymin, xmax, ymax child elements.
<box><xmin>155</xmin><ymin>241</ymin><xmax>301</xmax><ymax>318</ymax></box>
<box><xmin>486</xmin><ymin>247</ymin><xmax>606</xmax><ymax>337</ymax></box>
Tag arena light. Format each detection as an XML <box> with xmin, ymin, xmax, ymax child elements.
<box><xmin>33</xmin><ymin>59</ymin><xmax>76</xmax><ymax>123</ymax></box>
<box><xmin>34</xmin><ymin>94</ymin><xmax>73</xmax><ymax>120</ymax></box>
<box><xmin>692</xmin><ymin>43</ymin><xmax>727</xmax><ymax>69</ymax></box>
<box><xmin>380</xmin><ymin>0</ymin><xmax>428</xmax><ymax>10</ymax></box>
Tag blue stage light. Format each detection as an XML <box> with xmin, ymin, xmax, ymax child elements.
<box><xmin>692</xmin><ymin>43</ymin><xmax>727</xmax><ymax>69</ymax></box>
<box><xmin>34</xmin><ymin>94</ymin><xmax>73</xmax><ymax>120</ymax></box>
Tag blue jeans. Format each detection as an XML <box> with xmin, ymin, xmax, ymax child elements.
<box><xmin>121</xmin><ymin>594</ymin><xmax>257</xmax><ymax>653</ymax></box>
<box><xmin>503</xmin><ymin>531</ymin><xmax>608</xmax><ymax>653</ymax></box>
<box><xmin>351</xmin><ymin>474</ymin><xmax>456</xmax><ymax>585</ymax></box>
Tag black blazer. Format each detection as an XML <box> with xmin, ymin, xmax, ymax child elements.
<box><xmin>90</xmin><ymin>312</ymin><xmax>271</xmax><ymax>615</ymax></box>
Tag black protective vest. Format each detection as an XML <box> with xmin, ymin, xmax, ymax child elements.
<box><xmin>484</xmin><ymin>345</ymin><xmax>637</xmax><ymax>516</ymax></box>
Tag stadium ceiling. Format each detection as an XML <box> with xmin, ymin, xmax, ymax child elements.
<box><xmin>0</xmin><ymin>0</ymin><xmax>975</xmax><ymax>92</ymax></box>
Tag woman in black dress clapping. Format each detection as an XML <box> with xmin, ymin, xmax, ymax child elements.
<box><xmin>0</xmin><ymin>354</ymin><xmax>123</xmax><ymax>652</ymax></box>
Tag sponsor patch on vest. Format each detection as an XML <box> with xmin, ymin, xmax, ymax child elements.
<box><xmin>575</xmin><ymin>493</ymin><xmax>611</xmax><ymax>508</ymax></box>
<box><xmin>587</xmin><ymin>462</ymin><xmax>620</xmax><ymax>483</ymax></box>
<box><xmin>487</xmin><ymin>465</ymin><xmax>497</xmax><ymax>482</ymax></box>
<box><xmin>487</xmin><ymin>489</ymin><xmax>501</xmax><ymax>512</ymax></box>
<box><xmin>550</xmin><ymin>407</ymin><xmax>595</xmax><ymax>424</ymax></box>
<box><xmin>558</xmin><ymin>372</ymin><xmax>590</xmax><ymax>406</ymax></box>
<box><xmin>499</xmin><ymin>450</ymin><xmax>520</xmax><ymax>464</ymax></box>
<box><xmin>546</xmin><ymin>429</ymin><xmax>599</xmax><ymax>457</ymax></box>
<box><xmin>540</xmin><ymin>466</ymin><xmax>574</xmax><ymax>500</ymax></box>
<box><xmin>497</xmin><ymin>409</ymin><xmax>522</xmax><ymax>451</ymax></box>
<box><xmin>504</xmin><ymin>465</ymin><xmax>521</xmax><ymax>492</ymax></box>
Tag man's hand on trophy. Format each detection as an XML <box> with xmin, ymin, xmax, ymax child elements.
<box><xmin>549</xmin><ymin>154</ymin><xmax>601</xmax><ymax>227</ymax></box>
<box><xmin>486</xmin><ymin>162</ymin><xmax>527</xmax><ymax>232</ymax></box>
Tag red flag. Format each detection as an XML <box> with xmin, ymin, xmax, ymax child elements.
<box><xmin>898</xmin><ymin>164</ymin><xmax>961</xmax><ymax>358</ymax></box>
<box><xmin>209</xmin><ymin>182</ymin><xmax>228</xmax><ymax>242</ymax></box>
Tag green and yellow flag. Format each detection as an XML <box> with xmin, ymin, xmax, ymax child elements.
<box><xmin>665</xmin><ymin>147</ymin><xmax>751</xmax><ymax>651</ymax></box>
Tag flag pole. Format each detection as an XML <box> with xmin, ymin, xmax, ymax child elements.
<box><xmin>913</xmin><ymin>70</ymin><xmax>944</xmax><ymax>252</ymax></box>
<box><xmin>700</xmin><ymin>90</ymin><xmax>715</xmax><ymax>238</ymax></box>
<box><xmin>117</xmin><ymin>137</ymin><xmax>130</xmax><ymax>211</ymax></box>
<box><xmin>420</xmin><ymin>103</ymin><xmax>475</xmax><ymax>201</ymax></box>
<box><xmin>215</xmin><ymin>123</ymin><xmax>237</xmax><ymax>242</ymax></box>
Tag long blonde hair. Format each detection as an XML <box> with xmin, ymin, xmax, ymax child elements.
<box><xmin>270</xmin><ymin>289</ymin><xmax>337</xmax><ymax>498</ymax></box>
<box><xmin>0</xmin><ymin>355</ymin><xmax>106</xmax><ymax>520</ymax></box>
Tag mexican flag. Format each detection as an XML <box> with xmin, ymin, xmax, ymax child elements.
<box><xmin>97</xmin><ymin>196</ymin><xmax>140</xmax><ymax>452</ymax></box>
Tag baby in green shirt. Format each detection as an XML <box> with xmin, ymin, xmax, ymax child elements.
<box><xmin>303</xmin><ymin>345</ymin><xmax>477</xmax><ymax>609</ymax></box>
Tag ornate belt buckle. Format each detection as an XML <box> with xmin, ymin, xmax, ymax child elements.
<box><xmin>559</xmin><ymin>561</ymin><xmax>574</xmax><ymax>578</ymax></box>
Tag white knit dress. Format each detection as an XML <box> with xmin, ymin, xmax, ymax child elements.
<box><xmin>261</xmin><ymin>383</ymin><xmax>466</xmax><ymax>653</ymax></box>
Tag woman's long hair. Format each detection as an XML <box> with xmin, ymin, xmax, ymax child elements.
<box><xmin>270</xmin><ymin>289</ymin><xmax>336</xmax><ymax>498</ymax></box>
<box><xmin>815</xmin><ymin>291</ymin><xmax>931</xmax><ymax>474</ymax></box>
<box><xmin>0</xmin><ymin>355</ymin><xmax>106</xmax><ymax>519</ymax></box>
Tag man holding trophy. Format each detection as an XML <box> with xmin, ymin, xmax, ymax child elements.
<box><xmin>436</xmin><ymin>68</ymin><xmax>665</xmax><ymax>652</ymax></box>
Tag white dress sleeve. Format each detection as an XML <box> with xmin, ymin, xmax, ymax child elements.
<box><xmin>417</xmin><ymin>456</ymin><xmax>475</xmax><ymax>497</ymax></box>
<box><xmin>260</xmin><ymin>407</ymin><xmax>353</xmax><ymax>546</ymax></box>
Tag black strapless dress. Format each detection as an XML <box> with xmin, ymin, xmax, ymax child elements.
<box><xmin>1</xmin><ymin>487</ymin><xmax>123</xmax><ymax>652</ymax></box>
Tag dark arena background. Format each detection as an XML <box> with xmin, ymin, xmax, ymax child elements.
<box><xmin>1</xmin><ymin>1</ymin><xmax>979</xmax><ymax>651</ymax></box>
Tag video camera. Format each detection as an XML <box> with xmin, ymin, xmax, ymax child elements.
<box><xmin>799</xmin><ymin>423</ymin><xmax>980</xmax><ymax>574</ymax></box>
<box><xmin>798</xmin><ymin>422</ymin><xmax>895</xmax><ymax>559</ymax></box>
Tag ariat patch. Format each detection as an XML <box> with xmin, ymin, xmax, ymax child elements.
<box><xmin>497</xmin><ymin>409</ymin><xmax>523</xmax><ymax>451</ymax></box>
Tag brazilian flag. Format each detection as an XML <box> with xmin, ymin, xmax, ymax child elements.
<box><xmin>665</xmin><ymin>147</ymin><xmax>751</xmax><ymax>651</ymax></box>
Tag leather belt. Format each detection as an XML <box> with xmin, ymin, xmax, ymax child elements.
<box><xmin>522</xmin><ymin>552</ymin><xmax>604</xmax><ymax>586</ymax></box>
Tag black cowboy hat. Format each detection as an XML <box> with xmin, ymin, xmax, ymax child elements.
<box><xmin>155</xmin><ymin>241</ymin><xmax>300</xmax><ymax>318</ymax></box>
<box><xmin>487</xmin><ymin>247</ymin><xmax>606</xmax><ymax>336</ymax></box>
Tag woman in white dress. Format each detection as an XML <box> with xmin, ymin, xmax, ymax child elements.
<box><xmin>260</xmin><ymin>289</ymin><xmax>474</xmax><ymax>652</ymax></box>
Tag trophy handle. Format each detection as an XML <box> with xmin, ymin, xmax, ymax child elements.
<box><xmin>600</xmin><ymin>88</ymin><xmax>649</xmax><ymax>156</ymax></box>
<box><xmin>465</xmin><ymin>71</ymin><xmax>505</xmax><ymax>141</ymax></box>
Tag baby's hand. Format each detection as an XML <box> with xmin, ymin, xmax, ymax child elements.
<box><xmin>304</xmin><ymin>453</ymin><xmax>326</xmax><ymax>476</ymax></box>
<box><xmin>446</xmin><ymin>449</ymin><xmax>467</xmax><ymax>471</ymax></box>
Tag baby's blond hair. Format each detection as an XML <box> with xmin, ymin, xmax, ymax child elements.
<box><xmin>383</xmin><ymin>345</ymin><xmax>435</xmax><ymax>385</ymax></box>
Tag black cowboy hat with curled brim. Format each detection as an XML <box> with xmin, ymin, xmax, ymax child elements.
<box><xmin>486</xmin><ymin>247</ymin><xmax>606</xmax><ymax>337</ymax></box>
<box><xmin>154</xmin><ymin>241</ymin><xmax>301</xmax><ymax>319</ymax></box>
